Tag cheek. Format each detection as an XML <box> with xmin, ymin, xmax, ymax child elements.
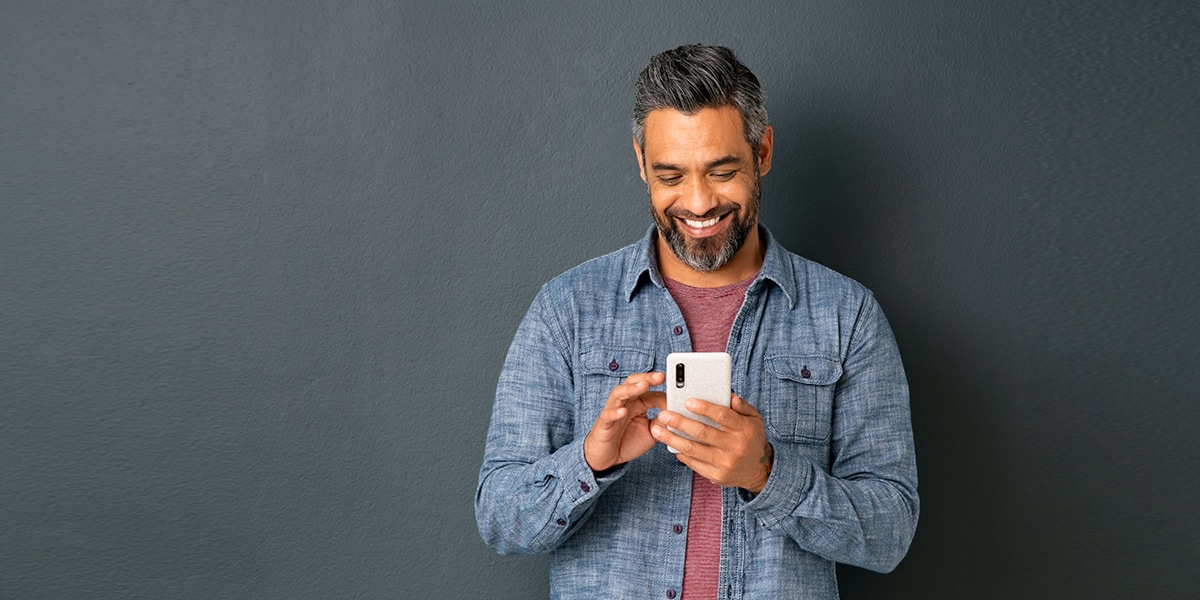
<box><xmin>722</xmin><ymin>181</ymin><xmax>758</xmax><ymax>207</ymax></box>
<box><xmin>648</xmin><ymin>189</ymin><xmax>678</xmax><ymax>212</ymax></box>
<box><xmin>725</xmin><ymin>179</ymin><xmax>753</xmax><ymax>197</ymax></box>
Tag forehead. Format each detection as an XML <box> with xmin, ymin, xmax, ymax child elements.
<box><xmin>642</xmin><ymin>106</ymin><xmax>750</xmax><ymax>160</ymax></box>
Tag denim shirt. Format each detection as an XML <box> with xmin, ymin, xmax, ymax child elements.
<box><xmin>476</xmin><ymin>226</ymin><xmax>918</xmax><ymax>599</ymax></box>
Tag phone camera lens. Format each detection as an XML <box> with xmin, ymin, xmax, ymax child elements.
<box><xmin>675</xmin><ymin>363</ymin><xmax>685</xmax><ymax>388</ymax></box>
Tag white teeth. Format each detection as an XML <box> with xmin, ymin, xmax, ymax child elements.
<box><xmin>683</xmin><ymin>217</ymin><xmax>720</xmax><ymax>229</ymax></box>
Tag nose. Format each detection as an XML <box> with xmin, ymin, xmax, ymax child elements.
<box><xmin>677</xmin><ymin>176</ymin><xmax>719</xmax><ymax>217</ymax></box>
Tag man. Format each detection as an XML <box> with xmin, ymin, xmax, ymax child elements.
<box><xmin>476</xmin><ymin>44</ymin><xmax>918</xmax><ymax>599</ymax></box>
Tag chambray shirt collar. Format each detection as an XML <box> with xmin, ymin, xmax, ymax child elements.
<box><xmin>621</xmin><ymin>224</ymin><xmax>799</xmax><ymax>309</ymax></box>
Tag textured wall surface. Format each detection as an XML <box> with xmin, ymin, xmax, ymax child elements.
<box><xmin>2</xmin><ymin>1</ymin><xmax>1197</xmax><ymax>598</ymax></box>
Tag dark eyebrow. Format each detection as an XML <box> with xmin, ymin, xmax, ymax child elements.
<box><xmin>705</xmin><ymin>155</ymin><xmax>743</xmax><ymax>170</ymax></box>
<box><xmin>650</xmin><ymin>155</ymin><xmax>744</xmax><ymax>172</ymax></box>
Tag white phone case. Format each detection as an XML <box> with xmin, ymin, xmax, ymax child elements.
<box><xmin>665</xmin><ymin>351</ymin><xmax>732</xmax><ymax>453</ymax></box>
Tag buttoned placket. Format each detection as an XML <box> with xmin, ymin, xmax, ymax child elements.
<box><xmin>718</xmin><ymin>281</ymin><xmax>764</xmax><ymax>600</ymax></box>
<box><xmin>658</xmin><ymin>286</ymin><xmax>694</xmax><ymax>600</ymax></box>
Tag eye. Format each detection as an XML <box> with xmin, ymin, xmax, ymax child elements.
<box><xmin>711</xmin><ymin>171</ymin><xmax>737</xmax><ymax>181</ymax></box>
<box><xmin>657</xmin><ymin>175</ymin><xmax>683</xmax><ymax>186</ymax></box>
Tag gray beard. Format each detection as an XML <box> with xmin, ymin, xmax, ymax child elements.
<box><xmin>651</xmin><ymin>177</ymin><xmax>760</xmax><ymax>273</ymax></box>
<box><xmin>657</xmin><ymin>212</ymin><xmax>752</xmax><ymax>272</ymax></box>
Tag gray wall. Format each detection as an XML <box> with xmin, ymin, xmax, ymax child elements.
<box><xmin>2</xmin><ymin>1</ymin><xmax>1197</xmax><ymax>598</ymax></box>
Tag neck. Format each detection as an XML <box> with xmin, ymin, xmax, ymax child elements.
<box><xmin>655</xmin><ymin>224</ymin><xmax>765</xmax><ymax>288</ymax></box>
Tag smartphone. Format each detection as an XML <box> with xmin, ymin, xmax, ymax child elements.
<box><xmin>664</xmin><ymin>352</ymin><xmax>732</xmax><ymax>453</ymax></box>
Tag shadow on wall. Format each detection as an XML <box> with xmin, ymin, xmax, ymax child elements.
<box><xmin>765</xmin><ymin>99</ymin><xmax>1012</xmax><ymax>597</ymax></box>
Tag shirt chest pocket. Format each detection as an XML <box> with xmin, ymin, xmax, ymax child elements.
<box><xmin>760</xmin><ymin>355</ymin><xmax>841</xmax><ymax>445</ymax></box>
<box><xmin>578</xmin><ymin>347</ymin><xmax>657</xmax><ymax>428</ymax></box>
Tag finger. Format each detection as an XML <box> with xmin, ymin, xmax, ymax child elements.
<box><xmin>596</xmin><ymin>405</ymin><xmax>628</xmax><ymax>426</ymax></box>
<box><xmin>606</xmin><ymin>380</ymin><xmax>648</xmax><ymax>408</ymax></box>
<box><xmin>682</xmin><ymin>397</ymin><xmax>738</xmax><ymax>429</ymax></box>
<box><xmin>728</xmin><ymin>393</ymin><xmax>761</xmax><ymax>417</ymax></box>
<box><xmin>627</xmin><ymin>390</ymin><xmax>666</xmax><ymax>412</ymax></box>
<box><xmin>672</xmin><ymin>451</ymin><xmax>720</xmax><ymax>483</ymax></box>
<box><xmin>590</xmin><ymin>408</ymin><xmax>630</xmax><ymax>443</ymax></box>
<box><xmin>652</xmin><ymin>417</ymin><xmax>716</xmax><ymax>457</ymax></box>
<box><xmin>651</xmin><ymin>422</ymin><xmax>696</xmax><ymax>456</ymax></box>
<box><xmin>607</xmin><ymin>372</ymin><xmax>665</xmax><ymax>405</ymax></box>
<box><xmin>660</xmin><ymin>435</ymin><xmax>725</xmax><ymax>484</ymax></box>
<box><xmin>624</xmin><ymin>371</ymin><xmax>665</xmax><ymax>387</ymax></box>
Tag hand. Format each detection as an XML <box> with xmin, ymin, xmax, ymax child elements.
<box><xmin>584</xmin><ymin>372</ymin><xmax>666</xmax><ymax>472</ymax></box>
<box><xmin>652</xmin><ymin>393</ymin><xmax>773</xmax><ymax>493</ymax></box>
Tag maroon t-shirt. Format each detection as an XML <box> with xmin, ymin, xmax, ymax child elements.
<box><xmin>663</xmin><ymin>272</ymin><xmax>757</xmax><ymax>600</ymax></box>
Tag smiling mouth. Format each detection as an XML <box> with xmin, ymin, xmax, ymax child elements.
<box><xmin>676</xmin><ymin>210</ymin><xmax>732</xmax><ymax>235</ymax></box>
<box><xmin>682</xmin><ymin>216</ymin><xmax>721</xmax><ymax>229</ymax></box>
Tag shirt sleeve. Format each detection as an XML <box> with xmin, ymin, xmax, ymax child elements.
<box><xmin>740</xmin><ymin>293</ymin><xmax>920</xmax><ymax>573</ymax></box>
<box><xmin>475</xmin><ymin>290</ymin><xmax>624</xmax><ymax>555</ymax></box>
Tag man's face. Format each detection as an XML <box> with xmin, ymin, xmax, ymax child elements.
<box><xmin>635</xmin><ymin>106</ymin><xmax>772</xmax><ymax>273</ymax></box>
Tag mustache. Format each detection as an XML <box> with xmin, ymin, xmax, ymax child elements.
<box><xmin>663</xmin><ymin>204</ymin><xmax>739</xmax><ymax>221</ymax></box>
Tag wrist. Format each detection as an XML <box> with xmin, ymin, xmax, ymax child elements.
<box><xmin>744</xmin><ymin>441</ymin><xmax>773</xmax><ymax>494</ymax></box>
<box><xmin>583</xmin><ymin>432</ymin><xmax>610</xmax><ymax>472</ymax></box>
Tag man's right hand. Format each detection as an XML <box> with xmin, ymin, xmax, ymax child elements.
<box><xmin>584</xmin><ymin>372</ymin><xmax>666</xmax><ymax>472</ymax></box>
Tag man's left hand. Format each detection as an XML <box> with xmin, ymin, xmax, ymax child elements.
<box><xmin>651</xmin><ymin>393</ymin><xmax>773</xmax><ymax>493</ymax></box>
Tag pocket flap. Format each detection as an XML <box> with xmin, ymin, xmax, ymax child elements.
<box><xmin>765</xmin><ymin>355</ymin><xmax>842</xmax><ymax>386</ymax></box>
<box><xmin>581</xmin><ymin>347</ymin><xmax>655</xmax><ymax>377</ymax></box>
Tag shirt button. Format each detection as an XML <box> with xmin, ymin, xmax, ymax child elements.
<box><xmin>608</xmin><ymin>360</ymin><xmax>619</xmax><ymax>372</ymax></box>
<box><xmin>801</xmin><ymin>367</ymin><xmax>812</xmax><ymax>379</ymax></box>
<box><xmin>672</xmin><ymin>524</ymin><xmax>683</xmax><ymax>535</ymax></box>
<box><xmin>666</xmin><ymin>590</ymin><xmax>677</xmax><ymax>599</ymax></box>
<box><xmin>672</xmin><ymin>325</ymin><xmax>683</xmax><ymax>335</ymax></box>
<box><xmin>580</xmin><ymin>482</ymin><xmax>591</xmax><ymax>493</ymax></box>
<box><xmin>556</xmin><ymin>518</ymin><xmax>567</xmax><ymax>526</ymax></box>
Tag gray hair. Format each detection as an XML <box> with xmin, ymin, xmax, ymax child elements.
<box><xmin>632</xmin><ymin>44</ymin><xmax>768</xmax><ymax>154</ymax></box>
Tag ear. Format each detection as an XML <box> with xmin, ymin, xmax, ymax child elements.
<box><xmin>757</xmin><ymin>125</ymin><xmax>774</xmax><ymax>176</ymax></box>
<box><xmin>633</xmin><ymin>137</ymin><xmax>648</xmax><ymax>183</ymax></box>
